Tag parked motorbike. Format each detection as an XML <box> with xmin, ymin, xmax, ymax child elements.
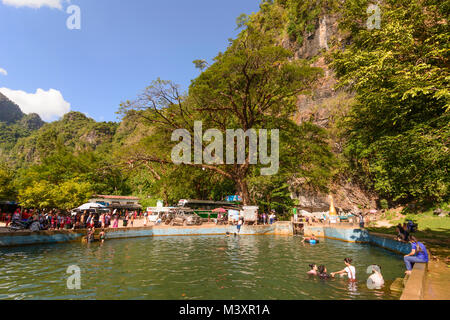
<box><xmin>8</xmin><ymin>218</ymin><xmax>41</xmax><ymax>232</ymax></box>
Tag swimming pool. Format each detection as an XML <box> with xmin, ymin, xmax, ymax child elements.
<box><xmin>0</xmin><ymin>235</ymin><xmax>405</xmax><ymax>300</ymax></box>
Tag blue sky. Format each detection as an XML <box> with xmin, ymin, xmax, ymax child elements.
<box><xmin>0</xmin><ymin>0</ymin><xmax>261</xmax><ymax>122</ymax></box>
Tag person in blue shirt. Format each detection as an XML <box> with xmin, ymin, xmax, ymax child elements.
<box><xmin>404</xmin><ymin>236</ymin><xmax>429</xmax><ymax>276</ymax></box>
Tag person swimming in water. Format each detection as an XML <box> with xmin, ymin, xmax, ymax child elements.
<box><xmin>302</xmin><ymin>234</ymin><xmax>317</xmax><ymax>243</ymax></box>
<box><xmin>318</xmin><ymin>265</ymin><xmax>331</xmax><ymax>279</ymax></box>
<box><xmin>307</xmin><ymin>264</ymin><xmax>318</xmax><ymax>275</ymax></box>
<box><xmin>331</xmin><ymin>258</ymin><xmax>356</xmax><ymax>281</ymax></box>
<box><xmin>367</xmin><ymin>265</ymin><xmax>384</xmax><ymax>289</ymax></box>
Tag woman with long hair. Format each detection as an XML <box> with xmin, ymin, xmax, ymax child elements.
<box><xmin>404</xmin><ymin>236</ymin><xmax>429</xmax><ymax>276</ymax></box>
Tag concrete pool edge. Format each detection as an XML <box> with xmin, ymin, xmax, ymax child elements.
<box><xmin>0</xmin><ymin>222</ymin><xmax>293</xmax><ymax>247</ymax></box>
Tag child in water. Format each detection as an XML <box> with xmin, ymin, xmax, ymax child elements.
<box><xmin>307</xmin><ymin>264</ymin><xmax>318</xmax><ymax>276</ymax></box>
<box><xmin>318</xmin><ymin>265</ymin><xmax>331</xmax><ymax>279</ymax></box>
<box><xmin>99</xmin><ymin>229</ymin><xmax>106</xmax><ymax>243</ymax></box>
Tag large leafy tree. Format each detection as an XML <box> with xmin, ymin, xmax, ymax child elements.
<box><xmin>331</xmin><ymin>0</ymin><xmax>449</xmax><ymax>204</ymax></box>
<box><xmin>119</xmin><ymin>21</ymin><xmax>333</xmax><ymax>205</ymax></box>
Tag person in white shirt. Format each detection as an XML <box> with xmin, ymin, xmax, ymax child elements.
<box><xmin>331</xmin><ymin>258</ymin><xmax>356</xmax><ymax>281</ymax></box>
<box><xmin>237</xmin><ymin>218</ymin><xmax>243</xmax><ymax>233</ymax></box>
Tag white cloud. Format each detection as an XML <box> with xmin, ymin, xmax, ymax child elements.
<box><xmin>0</xmin><ymin>87</ymin><xmax>71</xmax><ymax>121</ymax></box>
<box><xmin>1</xmin><ymin>0</ymin><xmax>64</xmax><ymax>9</ymax></box>
<box><xmin>0</xmin><ymin>68</ymin><xmax>7</xmax><ymax>76</ymax></box>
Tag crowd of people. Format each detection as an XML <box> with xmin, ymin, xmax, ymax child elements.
<box><xmin>0</xmin><ymin>207</ymin><xmax>143</xmax><ymax>231</ymax></box>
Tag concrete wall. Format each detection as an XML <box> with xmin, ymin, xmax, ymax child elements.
<box><xmin>0</xmin><ymin>223</ymin><xmax>293</xmax><ymax>247</ymax></box>
<box><xmin>401</xmin><ymin>263</ymin><xmax>428</xmax><ymax>300</ymax></box>
<box><xmin>368</xmin><ymin>232</ymin><xmax>411</xmax><ymax>255</ymax></box>
<box><xmin>304</xmin><ymin>225</ymin><xmax>411</xmax><ymax>255</ymax></box>
<box><xmin>0</xmin><ymin>230</ymin><xmax>84</xmax><ymax>247</ymax></box>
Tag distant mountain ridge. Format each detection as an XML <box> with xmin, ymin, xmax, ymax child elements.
<box><xmin>0</xmin><ymin>92</ymin><xmax>45</xmax><ymax>130</ymax></box>
<box><xmin>0</xmin><ymin>92</ymin><xmax>25</xmax><ymax>124</ymax></box>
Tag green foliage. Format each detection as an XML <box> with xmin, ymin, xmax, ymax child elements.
<box><xmin>18</xmin><ymin>178</ymin><xmax>93</xmax><ymax>210</ymax></box>
<box><xmin>331</xmin><ymin>0</ymin><xmax>449</xmax><ymax>204</ymax></box>
<box><xmin>380</xmin><ymin>199</ymin><xmax>389</xmax><ymax>210</ymax></box>
<box><xmin>11</xmin><ymin>111</ymin><xmax>118</xmax><ymax>165</ymax></box>
<box><xmin>281</xmin><ymin>0</ymin><xmax>337</xmax><ymax>45</ymax></box>
<box><xmin>0</xmin><ymin>165</ymin><xmax>16</xmax><ymax>201</ymax></box>
<box><xmin>0</xmin><ymin>122</ymin><xmax>32</xmax><ymax>152</ymax></box>
<box><xmin>248</xmin><ymin>175</ymin><xmax>294</xmax><ymax>216</ymax></box>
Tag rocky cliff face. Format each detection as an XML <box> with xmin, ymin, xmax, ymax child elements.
<box><xmin>283</xmin><ymin>14</ymin><xmax>378</xmax><ymax>212</ymax></box>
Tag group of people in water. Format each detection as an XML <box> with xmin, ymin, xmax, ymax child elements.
<box><xmin>304</xmin><ymin>232</ymin><xmax>430</xmax><ymax>284</ymax></box>
<box><xmin>307</xmin><ymin>258</ymin><xmax>360</xmax><ymax>281</ymax></box>
<box><xmin>85</xmin><ymin>226</ymin><xmax>106</xmax><ymax>244</ymax></box>
<box><xmin>307</xmin><ymin>258</ymin><xmax>385</xmax><ymax>290</ymax></box>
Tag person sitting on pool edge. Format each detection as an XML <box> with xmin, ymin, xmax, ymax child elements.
<box><xmin>331</xmin><ymin>258</ymin><xmax>356</xmax><ymax>281</ymax></box>
<box><xmin>396</xmin><ymin>224</ymin><xmax>409</xmax><ymax>242</ymax></box>
<box><xmin>307</xmin><ymin>264</ymin><xmax>318</xmax><ymax>276</ymax></box>
<box><xmin>404</xmin><ymin>236</ymin><xmax>429</xmax><ymax>276</ymax></box>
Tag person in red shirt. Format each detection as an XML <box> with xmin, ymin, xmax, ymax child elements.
<box><xmin>5</xmin><ymin>213</ymin><xmax>11</xmax><ymax>227</ymax></box>
<box><xmin>22</xmin><ymin>210</ymin><xmax>29</xmax><ymax>221</ymax></box>
<box><xmin>60</xmin><ymin>216</ymin><xmax>65</xmax><ymax>230</ymax></box>
<box><xmin>51</xmin><ymin>215</ymin><xmax>57</xmax><ymax>230</ymax></box>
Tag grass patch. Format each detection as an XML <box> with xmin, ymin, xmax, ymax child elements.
<box><xmin>367</xmin><ymin>211</ymin><xmax>450</xmax><ymax>260</ymax></box>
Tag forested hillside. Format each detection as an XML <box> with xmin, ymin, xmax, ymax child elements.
<box><xmin>1</xmin><ymin>0</ymin><xmax>448</xmax><ymax>214</ymax></box>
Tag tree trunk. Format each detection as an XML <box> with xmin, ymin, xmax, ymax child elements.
<box><xmin>237</xmin><ymin>178</ymin><xmax>250</xmax><ymax>206</ymax></box>
<box><xmin>162</xmin><ymin>187</ymin><xmax>169</xmax><ymax>207</ymax></box>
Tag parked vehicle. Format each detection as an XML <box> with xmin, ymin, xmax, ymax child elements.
<box><xmin>170</xmin><ymin>209</ymin><xmax>202</xmax><ymax>226</ymax></box>
<box><xmin>177</xmin><ymin>199</ymin><xmax>239</xmax><ymax>220</ymax></box>
<box><xmin>163</xmin><ymin>211</ymin><xmax>175</xmax><ymax>225</ymax></box>
<box><xmin>147</xmin><ymin>207</ymin><xmax>174</xmax><ymax>224</ymax></box>
<box><xmin>241</xmin><ymin>206</ymin><xmax>258</xmax><ymax>225</ymax></box>
<box><xmin>9</xmin><ymin>218</ymin><xmax>41</xmax><ymax>232</ymax></box>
